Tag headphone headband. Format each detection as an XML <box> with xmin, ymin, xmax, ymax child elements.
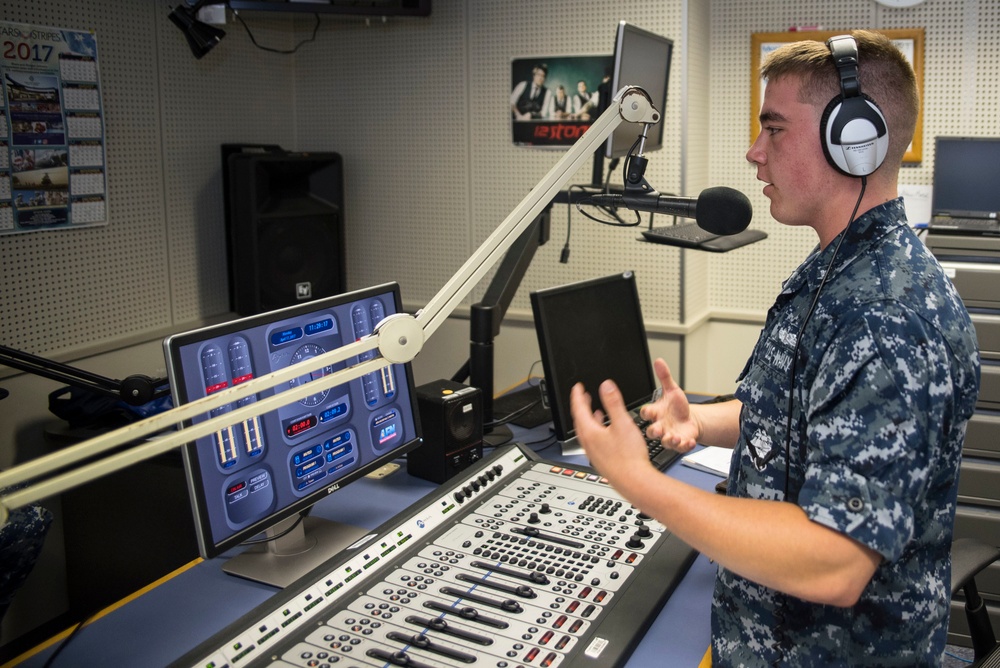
<box><xmin>827</xmin><ymin>35</ymin><xmax>861</xmax><ymax>98</ymax></box>
<box><xmin>820</xmin><ymin>34</ymin><xmax>889</xmax><ymax>177</ymax></box>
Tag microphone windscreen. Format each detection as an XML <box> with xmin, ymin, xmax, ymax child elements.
<box><xmin>696</xmin><ymin>186</ymin><xmax>753</xmax><ymax>235</ymax></box>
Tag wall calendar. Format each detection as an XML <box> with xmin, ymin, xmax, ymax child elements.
<box><xmin>0</xmin><ymin>21</ymin><xmax>108</xmax><ymax>235</ymax></box>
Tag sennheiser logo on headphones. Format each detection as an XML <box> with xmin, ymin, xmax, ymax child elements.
<box><xmin>845</xmin><ymin>140</ymin><xmax>875</xmax><ymax>153</ymax></box>
<box><xmin>296</xmin><ymin>282</ymin><xmax>312</xmax><ymax>300</ymax></box>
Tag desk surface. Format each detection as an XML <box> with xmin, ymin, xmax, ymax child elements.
<box><xmin>18</xmin><ymin>430</ymin><xmax>721</xmax><ymax>668</ymax></box>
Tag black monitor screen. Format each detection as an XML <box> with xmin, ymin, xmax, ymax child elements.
<box><xmin>163</xmin><ymin>282</ymin><xmax>420</xmax><ymax>585</ymax></box>
<box><xmin>932</xmin><ymin>136</ymin><xmax>1000</xmax><ymax>215</ymax></box>
<box><xmin>605</xmin><ymin>22</ymin><xmax>673</xmax><ymax>160</ymax></box>
<box><xmin>530</xmin><ymin>271</ymin><xmax>657</xmax><ymax>442</ymax></box>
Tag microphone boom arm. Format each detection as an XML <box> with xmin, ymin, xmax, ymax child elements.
<box><xmin>414</xmin><ymin>86</ymin><xmax>658</xmax><ymax>340</ymax></box>
<box><xmin>0</xmin><ymin>86</ymin><xmax>660</xmax><ymax>526</ymax></box>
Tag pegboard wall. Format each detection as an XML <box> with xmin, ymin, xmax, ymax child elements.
<box><xmin>706</xmin><ymin>0</ymin><xmax>1000</xmax><ymax>314</ymax></box>
<box><xmin>0</xmin><ymin>1</ymin><xmax>299</xmax><ymax>359</ymax></box>
<box><xmin>2</xmin><ymin>0</ymin><xmax>998</xmax><ymax>364</ymax></box>
<box><xmin>0</xmin><ymin>2</ymin><xmax>172</xmax><ymax>357</ymax></box>
<box><xmin>293</xmin><ymin>1</ymin><xmax>687</xmax><ymax>325</ymax></box>
<box><xmin>294</xmin><ymin>0</ymin><xmax>1000</xmax><ymax>334</ymax></box>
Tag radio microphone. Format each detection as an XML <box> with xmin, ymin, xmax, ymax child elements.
<box><xmin>589</xmin><ymin>186</ymin><xmax>753</xmax><ymax>235</ymax></box>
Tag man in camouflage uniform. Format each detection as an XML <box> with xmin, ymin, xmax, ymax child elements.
<box><xmin>570</xmin><ymin>30</ymin><xmax>980</xmax><ymax>666</ymax></box>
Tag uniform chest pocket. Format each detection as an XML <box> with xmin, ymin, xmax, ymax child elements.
<box><xmin>751</xmin><ymin>322</ymin><xmax>799</xmax><ymax>380</ymax></box>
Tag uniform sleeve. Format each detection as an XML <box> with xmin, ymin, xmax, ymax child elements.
<box><xmin>796</xmin><ymin>307</ymin><xmax>954</xmax><ymax>562</ymax></box>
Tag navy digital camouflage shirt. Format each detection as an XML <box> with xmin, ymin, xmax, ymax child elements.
<box><xmin>713</xmin><ymin>199</ymin><xmax>981</xmax><ymax>666</ymax></box>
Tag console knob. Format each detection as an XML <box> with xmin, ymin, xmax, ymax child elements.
<box><xmin>539</xmin><ymin>503</ymin><xmax>551</xmax><ymax>514</ymax></box>
<box><xmin>390</xmin><ymin>651</ymin><xmax>412</xmax><ymax>666</ymax></box>
<box><xmin>529</xmin><ymin>571</ymin><xmax>549</xmax><ymax>585</ymax></box>
<box><xmin>626</xmin><ymin>534</ymin><xmax>644</xmax><ymax>549</ymax></box>
<box><xmin>501</xmin><ymin>599</ymin><xmax>522</xmax><ymax>613</ymax></box>
<box><xmin>528</xmin><ymin>512</ymin><xmax>540</xmax><ymax>524</ymax></box>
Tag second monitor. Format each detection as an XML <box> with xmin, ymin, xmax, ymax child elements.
<box><xmin>530</xmin><ymin>270</ymin><xmax>658</xmax><ymax>443</ymax></box>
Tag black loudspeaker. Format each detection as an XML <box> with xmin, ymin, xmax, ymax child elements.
<box><xmin>408</xmin><ymin>379</ymin><xmax>484</xmax><ymax>484</ymax></box>
<box><xmin>226</xmin><ymin>150</ymin><xmax>346</xmax><ymax>316</ymax></box>
<box><xmin>820</xmin><ymin>35</ymin><xmax>888</xmax><ymax>177</ymax></box>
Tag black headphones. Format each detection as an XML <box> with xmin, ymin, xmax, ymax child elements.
<box><xmin>820</xmin><ymin>35</ymin><xmax>888</xmax><ymax>177</ymax></box>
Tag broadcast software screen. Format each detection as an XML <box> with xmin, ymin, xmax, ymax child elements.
<box><xmin>164</xmin><ymin>282</ymin><xmax>421</xmax><ymax>586</ymax></box>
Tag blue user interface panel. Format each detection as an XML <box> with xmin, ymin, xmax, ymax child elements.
<box><xmin>165</xmin><ymin>283</ymin><xmax>419</xmax><ymax>556</ymax></box>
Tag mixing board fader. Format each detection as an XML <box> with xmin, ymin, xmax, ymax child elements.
<box><xmin>172</xmin><ymin>445</ymin><xmax>697</xmax><ymax>668</ymax></box>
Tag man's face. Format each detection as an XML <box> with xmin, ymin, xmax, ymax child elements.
<box><xmin>746</xmin><ymin>75</ymin><xmax>837</xmax><ymax>228</ymax></box>
<box><xmin>577</xmin><ymin>81</ymin><xmax>588</xmax><ymax>94</ymax></box>
<box><xmin>532</xmin><ymin>69</ymin><xmax>546</xmax><ymax>85</ymax></box>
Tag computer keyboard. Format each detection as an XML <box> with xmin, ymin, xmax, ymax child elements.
<box><xmin>929</xmin><ymin>216</ymin><xmax>1000</xmax><ymax>233</ymax></box>
<box><xmin>634</xmin><ymin>414</ymin><xmax>680</xmax><ymax>470</ymax></box>
<box><xmin>641</xmin><ymin>221</ymin><xmax>719</xmax><ymax>247</ymax></box>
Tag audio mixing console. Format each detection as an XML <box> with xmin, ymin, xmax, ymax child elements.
<box><xmin>171</xmin><ymin>444</ymin><xmax>697</xmax><ymax>668</ymax></box>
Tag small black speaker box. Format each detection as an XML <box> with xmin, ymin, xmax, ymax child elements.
<box><xmin>408</xmin><ymin>379</ymin><xmax>484</xmax><ymax>484</ymax></box>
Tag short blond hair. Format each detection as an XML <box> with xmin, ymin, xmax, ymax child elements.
<box><xmin>761</xmin><ymin>30</ymin><xmax>918</xmax><ymax>168</ymax></box>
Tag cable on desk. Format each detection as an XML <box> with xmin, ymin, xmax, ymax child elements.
<box><xmin>485</xmin><ymin>397</ymin><xmax>542</xmax><ymax>430</ymax></box>
<box><xmin>41</xmin><ymin>605</ymin><xmax>103</xmax><ymax>668</ymax></box>
<box><xmin>488</xmin><ymin>362</ymin><xmax>547</xmax><ymax>427</ymax></box>
<box><xmin>522</xmin><ymin>433</ymin><xmax>559</xmax><ymax>454</ymax></box>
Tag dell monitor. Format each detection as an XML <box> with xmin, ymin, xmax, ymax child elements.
<box><xmin>163</xmin><ymin>282</ymin><xmax>421</xmax><ymax>587</ymax></box>
<box><xmin>603</xmin><ymin>21</ymin><xmax>673</xmax><ymax>161</ymax></box>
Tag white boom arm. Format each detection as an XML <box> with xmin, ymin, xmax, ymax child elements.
<box><xmin>0</xmin><ymin>86</ymin><xmax>658</xmax><ymax>526</ymax></box>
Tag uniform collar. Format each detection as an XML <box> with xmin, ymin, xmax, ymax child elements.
<box><xmin>780</xmin><ymin>197</ymin><xmax>908</xmax><ymax>295</ymax></box>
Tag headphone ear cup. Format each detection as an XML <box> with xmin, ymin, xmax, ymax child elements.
<box><xmin>820</xmin><ymin>95</ymin><xmax>844</xmax><ymax>173</ymax></box>
<box><xmin>821</xmin><ymin>94</ymin><xmax>889</xmax><ymax>177</ymax></box>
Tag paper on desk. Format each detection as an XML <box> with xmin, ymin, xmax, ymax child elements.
<box><xmin>899</xmin><ymin>184</ymin><xmax>932</xmax><ymax>227</ymax></box>
<box><xmin>681</xmin><ymin>446</ymin><xmax>733</xmax><ymax>477</ymax></box>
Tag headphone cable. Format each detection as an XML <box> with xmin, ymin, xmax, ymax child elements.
<box><xmin>769</xmin><ymin>176</ymin><xmax>868</xmax><ymax>666</ymax></box>
<box><xmin>780</xmin><ymin>175</ymin><xmax>867</xmax><ymax>500</ymax></box>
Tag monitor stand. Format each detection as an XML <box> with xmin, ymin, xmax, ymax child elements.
<box><xmin>559</xmin><ymin>435</ymin><xmax>584</xmax><ymax>457</ymax></box>
<box><xmin>223</xmin><ymin>513</ymin><xmax>368</xmax><ymax>588</ymax></box>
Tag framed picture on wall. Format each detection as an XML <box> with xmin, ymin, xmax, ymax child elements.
<box><xmin>510</xmin><ymin>55</ymin><xmax>612</xmax><ymax>148</ymax></box>
<box><xmin>750</xmin><ymin>28</ymin><xmax>924</xmax><ymax>163</ymax></box>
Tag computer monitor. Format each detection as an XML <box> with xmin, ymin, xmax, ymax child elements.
<box><xmin>530</xmin><ymin>271</ymin><xmax>657</xmax><ymax>443</ymax></box>
<box><xmin>603</xmin><ymin>21</ymin><xmax>674</xmax><ymax>160</ymax></box>
<box><xmin>163</xmin><ymin>282</ymin><xmax>421</xmax><ymax>587</ymax></box>
<box><xmin>932</xmin><ymin>136</ymin><xmax>1000</xmax><ymax>216</ymax></box>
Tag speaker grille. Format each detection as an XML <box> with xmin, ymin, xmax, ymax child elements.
<box><xmin>447</xmin><ymin>402</ymin><xmax>478</xmax><ymax>442</ymax></box>
<box><xmin>257</xmin><ymin>213</ymin><xmax>343</xmax><ymax>312</ymax></box>
<box><xmin>227</xmin><ymin>152</ymin><xmax>346</xmax><ymax>315</ymax></box>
